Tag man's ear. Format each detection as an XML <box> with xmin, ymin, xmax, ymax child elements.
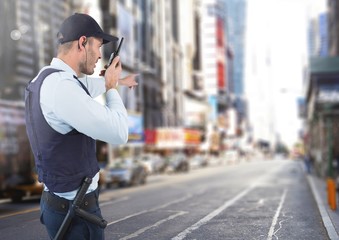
<box><xmin>78</xmin><ymin>37</ymin><xmax>87</xmax><ymax>49</ymax></box>
<box><xmin>82</xmin><ymin>38</ymin><xmax>87</xmax><ymax>47</ymax></box>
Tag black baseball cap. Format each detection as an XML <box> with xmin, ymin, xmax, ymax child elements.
<box><xmin>57</xmin><ymin>13</ymin><xmax>118</xmax><ymax>44</ymax></box>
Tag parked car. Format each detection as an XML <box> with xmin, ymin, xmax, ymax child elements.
<box><xmin>166</xmin><ymin>153</ymin><xmax>189</xmax><ymax>173</ymax></box>
<box><xmin>139</xmin><ymin>153</ymin><xmax>166</xmax><ymax>174</ymax></box>
<box><xmin>104</xmin><ymin>158</ymin><xmax>148</xmax><ymax>188</ymax></box>
<box><xmin>189</xmin><ymin>154</ymin><xmax>208</xmax><ymax>169</ymax></box>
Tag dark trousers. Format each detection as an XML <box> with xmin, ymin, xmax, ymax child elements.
<box><xmin>40</xmin><ymin>188</ymin><xmax>104</xmax><ymax>240</ymax></box>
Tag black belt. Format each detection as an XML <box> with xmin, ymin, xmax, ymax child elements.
<box><xmin>41</xmin><ymin>189</ymin><xmax>98</xmax><ymax>213</ymax></box>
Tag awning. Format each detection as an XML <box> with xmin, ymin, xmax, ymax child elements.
<box><xmin>310</xmin><ymin>57</ymin><xmax>339</xmax><ymax>75</ymax></box>
<box><xmin>307</xmin><ymin>57</ymin><xmax>339</xmax><ymax>119</ymax></box>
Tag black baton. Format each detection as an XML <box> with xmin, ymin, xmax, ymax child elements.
<box><xmin>53</xmin><ymin>177</ymin><xmax>107</xmax><ymax>240</ymax></box>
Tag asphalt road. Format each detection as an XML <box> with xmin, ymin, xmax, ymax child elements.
<box><xmin>0</xmin><ymin>159</ymin><xmax>330</xmax><ymax>240</ymax></box>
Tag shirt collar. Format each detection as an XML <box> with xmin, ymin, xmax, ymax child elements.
<box><xmin>50</xmin><ymin>58</ymin><xmax>77</xmax><ymax>77</ymax></box>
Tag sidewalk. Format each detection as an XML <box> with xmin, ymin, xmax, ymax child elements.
<box><xmin>307</xmin><ymin>174</ymin><xmax>339</xmax><ymax>240</ymax></box>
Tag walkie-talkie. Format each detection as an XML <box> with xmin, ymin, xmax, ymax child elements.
<box><xmin>107</xmin><ymin>37</ymin><xmax>124</xmax><ymax>67</ymax></box>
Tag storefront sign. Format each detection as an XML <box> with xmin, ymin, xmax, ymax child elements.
<box><xmin>156</xmin><ymin>128</ymin><xmax>185</xmax><ymax>148</ymax></box>
<box><xmin>184</xmin><ymin>129</ymin><xmax>201</xmax><ymax>145</ymax></box>
<box><xmin>145</xmin><ymin>129</ymin><xmax>156</xmax><ymax>145</ymax></box>
<box><xmin>145</xmin><ymin>128</ymin><xmax>201</xmax><ymax>148</ymax></box>
<box><xmin>317</xmin><ymin>85</ymin><xmax>339</xmax><ymax>103</ymax></box>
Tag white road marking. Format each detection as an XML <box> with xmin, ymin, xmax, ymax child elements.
<box><xmin>107</xmin><ymin>194</ymin><xmax>192</xmax><ymax>226</ymax></box>
<box><xmin>100</xmin><ymin>196</ymin><xmax>130</xmax><ymax>207</ymax></box>
<box><xmin>0</xmin><ymin>199</ymin><xmax>11</xmax><ymax>204</ymax></box>
<box><xmin>171</xmin><ymin>184</ymin><xmax>255</xmax><ymax>240</ymax></box>
<box><xmin>267</xmin><ymin>189</ymin><xmax>287</xmax><ymax>240</ymax></box>
<box><xmin>119</xmin><ymin>211</ymin><xmax>188</xmax><ymax>240</ymax></box>
<box><xmin>107</xmin><ymin>210</ymin><xmax>149</xmax><ymax>226</ymax></box>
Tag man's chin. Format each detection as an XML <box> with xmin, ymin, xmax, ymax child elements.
<box><xmin>84</xmin><ymin>70</ymin><xmax>95</xmax><ymax>75</ymax></box>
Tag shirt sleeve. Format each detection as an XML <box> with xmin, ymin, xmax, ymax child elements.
<box><xmin>77</xmin><ymin>77</ymin><xmax>106</xmax><ymax>98</ymax></box>
<box><xmin>53</xmin><ymin>78</ymin><xmax>128</xmax><ymax>145</ymax></box>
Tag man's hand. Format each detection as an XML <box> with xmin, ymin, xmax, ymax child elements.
<box><xmin>100</xmin><ymin>61</ymin><xmax>138</xmax><ymax>90</ymax></box>
<box><xmin>119</xmin><ymin>74</ymin><xmax>139</xmax><ymax>89</ymax></box>
<box><xmin>104</xmin><ymin>56</ymin><xmax>122</xmax><ymax>91</ymax></box>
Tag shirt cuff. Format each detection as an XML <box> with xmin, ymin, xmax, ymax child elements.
<box><xmin>106</xmin><ymin>88</ymin><xmax>119</xmax><ymax>105</ymax></box>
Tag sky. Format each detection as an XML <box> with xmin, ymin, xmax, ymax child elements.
<box><xmin>245</xmin><ymin>0</ymin><xmax>326</xmax><ymax>149</ymax></box>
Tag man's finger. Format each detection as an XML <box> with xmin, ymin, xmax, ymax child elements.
<box><xmin>99</xmin><ymin>70</ymin><xmax>106</xmax><ymax>76</ymax></box>
<box><xmin>111</xmin><ymin>56</ymin><xmax>120</xmax><ymax>68</ymax></box>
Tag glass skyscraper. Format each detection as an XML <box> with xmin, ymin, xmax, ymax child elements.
<box><xmin>224</xmin><ymin>0</ymin><xmax>247</xmax><ymax>96</ymax></box>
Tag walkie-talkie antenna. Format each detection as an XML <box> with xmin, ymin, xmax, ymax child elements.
<box><xmin>107</xmin><ymin>37</ymin><xmax>124</xmax><ymax>67</ymax></box>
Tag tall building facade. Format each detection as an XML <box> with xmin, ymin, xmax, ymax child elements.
<box><xmin>160</xmin><ymin>0</ymin><xmax>184</xmax><ymax>127</ymax></box>
<box><xmin>199</xmin><ymin>0</ymin><xmax>227</xmax><ymax>106</ymax></box>
<box><xmin>179</xmin><ymin>0</ymin><xmax>207</xmax><ymax>131</ymax></box>
<box><xmin>308</xmin><ymin>12</ymin><xmax>329</xmax><ymax>57</ymax></box>
<box><xmin>200</xmin><ymin>0</ymin><xmax>218</xmax><ymax>97</ymax></box>
<box><xmin>224</xmin><ymin>0</ymin><xmax>246</xmax><ymax>97</ymax></box>
<box><xmin>303</xmin><ymin>0</ymin><xmax>339</xmax><ymax>176</ymax></box>
<box><xmin>100</xmin><ymin>0</ymin><xmax>165</xmax><ymax>130</ymax></box>
<box><xmin>328</xmin><ymin>0</ymin><xmax>339</xmax><ymax>56</ymax></box>
<box><xmin>1</xmin><ymin>0</ymin><xmax>228</xmax><ymax>158</ymax></box>
<box><xmin>223</xmin><ymin>0</ymin><xmax>247</xmax><ymax>138</ymax></box>
<box><xmin>0</xmin><ymin>0</ymin><xmax>70</xmax><ymax>100</ymax></box>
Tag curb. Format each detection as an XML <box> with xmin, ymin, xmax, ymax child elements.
<box><xmin>307</xmin><ymin>175</ymin><xmax>339</xmax><ymax>240</ymax></box>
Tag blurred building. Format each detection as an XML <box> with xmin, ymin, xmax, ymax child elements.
<box><xmin>304</xmin><ymin>0</ymin><xmax>339</xmax><ymax>177</ymax></box>
<box><xmin>0</xmin><ymin>0</ymin><xmax>71</xmax><ymax>100</ymax></box>
<box><xmin>199</xmin><ymin>0</ymin><xmax>223</xmax><ymax>96</ymax></box>
<box><xmin>224</xmin><ymin>0</ymin><xmax>247</xmax><ymax>125</ymax></box>
<box><xmin>100</xmin><ymin>0</ymin><xmax>186</xmax><ymax>130</ymax></box>
<box><xmin>308</xmin><ymin>13</ymin><xmax>329</xmax><ymax>57</ymax></box>
<box><xmin>161</xmin><ymin>0</ymin><xmax>184</xmax><ymax>127</ymax></box>
<box><xmin>179</xmin><ymin>0</ymin><xmax>208</xmax><ymax>134</ymax></box>
<box><xmin>328</xmin><ymin>0</ymin><xmax>339</xmax><ymax>56</ymax></box>
<box><xmin>197</xmin><ymin>0</ymin><xmax>229</xmax><ymax>149</ymax></box>
<box><xmin>0</xmin><ymin>0</ymin><xmax>233</xmax><ymax>160</ymax></box>
<box><xmin>100</xmin><ymin>0</ymin><xmax>145</xmax><ymax>121</ymax></box>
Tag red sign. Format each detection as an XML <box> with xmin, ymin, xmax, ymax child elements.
<box><xmin>144</xmin><ymin>129</ymin><xmax>156</xmax><ymax>144</ymax></box>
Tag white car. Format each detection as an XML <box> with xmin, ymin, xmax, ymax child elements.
<box><xmin>139</xmin><ymin>154</ymin><xmax>166</xmax><ymax>174</ymax></box>
<box><xmin>105</xmin><ymin>158</ymin><xmax>148</xmax><ymax>188</ymax></box>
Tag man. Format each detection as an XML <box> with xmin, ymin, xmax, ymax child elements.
<box><xmin>25</xmin><ymin>13</ymin><xmax>137</xmax><ymax>239</ymax></box>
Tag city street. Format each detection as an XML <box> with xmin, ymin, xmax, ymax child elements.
<box><xmin>0</xmin><ymin>159</ymin><xmax>329</xmax><ymax>240</ymax></box>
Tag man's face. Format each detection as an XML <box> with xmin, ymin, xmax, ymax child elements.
<box><xmin>80</xmin><ymin>37</ymin><xmax>103</xmax><ymax>75</ymax></box>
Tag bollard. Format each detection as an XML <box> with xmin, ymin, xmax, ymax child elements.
<box><xmin>327</xmin><ymin>178</ymin><xmax>337</xmax><ymax>210</ymax></box>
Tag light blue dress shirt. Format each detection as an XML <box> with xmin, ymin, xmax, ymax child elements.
<box><xmin>33</xmin><ymin>58</ymin><xmax>128</xmax><ymax>200</ymax></box>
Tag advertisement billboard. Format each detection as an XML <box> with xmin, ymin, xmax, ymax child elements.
<box><xmin>127</xmin><ymin>112</ymin><xmax>144</xmax><ymax>145</ymax></box>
